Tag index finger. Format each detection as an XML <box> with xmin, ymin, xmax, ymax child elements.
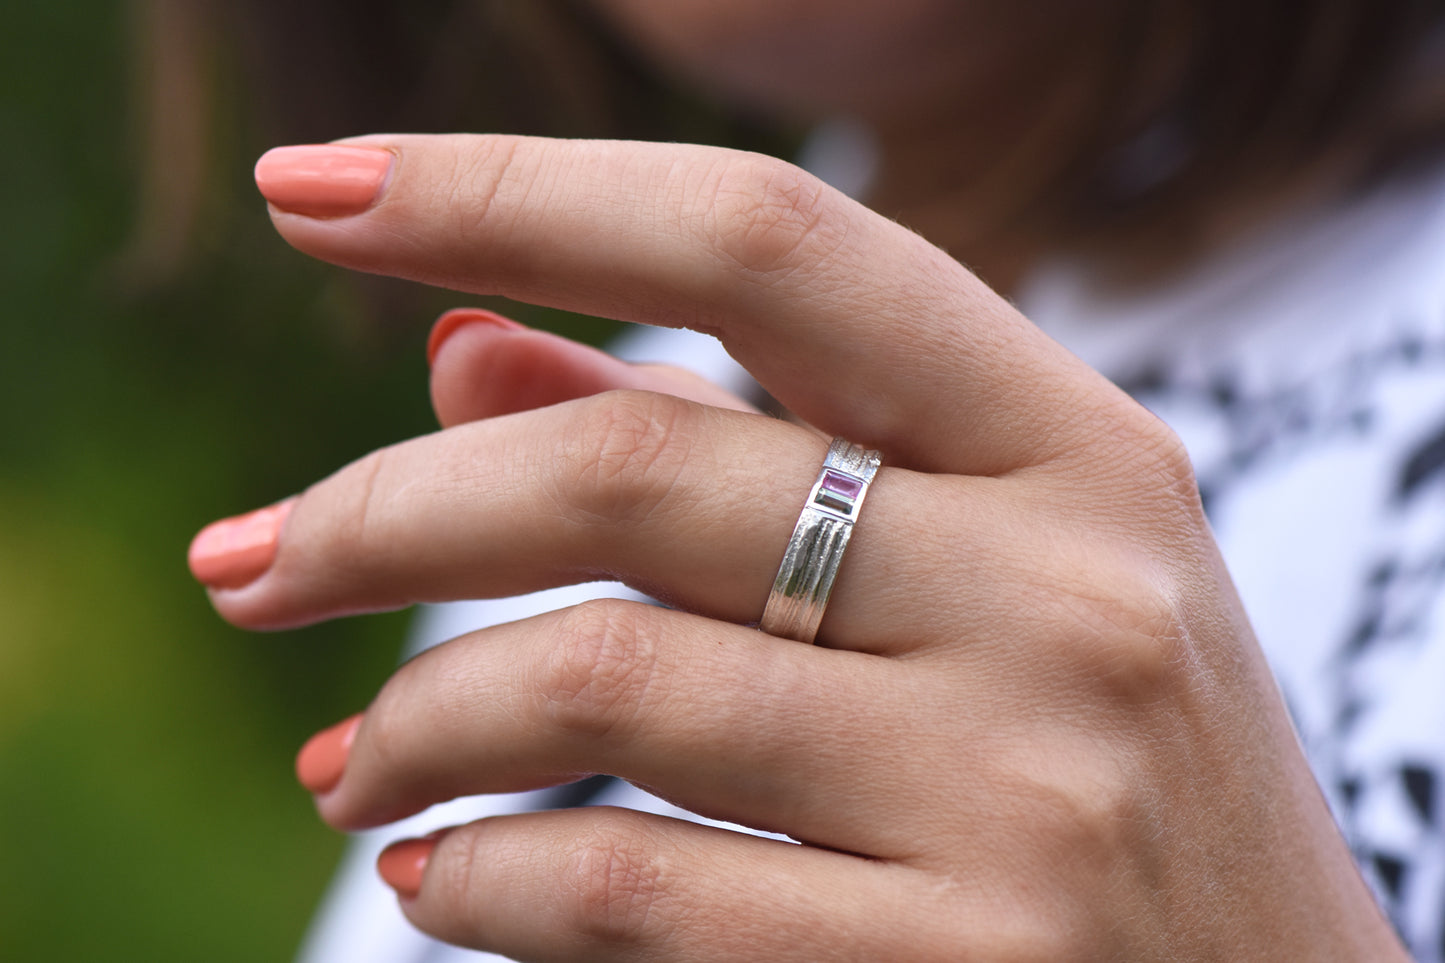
<box><xmin>257</xmin><ymin>135</ymin><xmax>1146</xmax><ymax>476</ymax></box>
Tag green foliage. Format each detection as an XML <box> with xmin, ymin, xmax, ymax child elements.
<box><xmin>0</xmin><ymin>1</ymin><xmax>625</xmax><ymax>958</ymax></box>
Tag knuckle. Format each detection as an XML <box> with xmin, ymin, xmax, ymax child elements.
<box><xmin>1099</xmin><ymin>402</ymin><xmax>1201</xmax><ymax>508</ymax></box>
<box><xmin>923</xmin><ymin>880</ymin><xmax>1097</xmax><ymax>963</ymax></box>
<box><xmin>433</xmin><ymin>821</ymin><xmax>497</xmax><ymax>933</ymax></box>
<box><xmin>1046</xmin><ymin>751</ymin><xmax>1139</xmax><ymax>864</ymax></box>
<box><xmin>539</xmin><ymin>599</ymin><xmax>659</xmax><ymax>740</ymax></box>
<box><xmin>702</xmin><ymin>153</ymin><xmax>846</xmax><ymax>278</ymax></box>
<box><xmin>975</xmin><ymin>754</ymin><xmax>1138</xmax><ymax>961</ymax></box>
<box><xmin>560</xmin><ymin>391</ymin><xmax>695</xmax><ymax>526</ymax></box>
<box><xmin>563</xmin><ymin>818</ymin><xmax>666</xmax><ymax>945</ymax></box>
<box><xmin>1061</xmin><ymin>559</ymin><xmax>1189</xmax><ymax>706</ymax></box>
<box><xmin>315</xmin><ymin>446</ymin><xmax>394</xmax><ymax>577</ymax></box>
<box><xmin>443</xmin><ymin>136</ymin><xmax>523</xmax><ymax>248</ymax></box>
<box><xmin>1132</xmin><ymin>412</ymin><xmax>1199</xmax><ymax>503</ymax></box>
<box><xmin>358</xmin><ymin>675</ymin><xmax>417</xmax><ymax>778</ymax></box>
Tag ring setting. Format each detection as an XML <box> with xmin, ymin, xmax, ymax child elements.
<box><xmin>759</xmin><ymin>437</ymin><xmax>881</xmax><ymax>644</ymax></box>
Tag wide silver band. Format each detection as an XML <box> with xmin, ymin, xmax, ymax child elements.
<box><xmin>759</xmin><ymin>437</ymin><xmax>881</xmax><ymax>644</ymax></box>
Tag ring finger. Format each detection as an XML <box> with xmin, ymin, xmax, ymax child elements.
<box><xmin>195</xmin><ymin>391</ymin><xmax>1022</xmax><ymax>653</ymax></box>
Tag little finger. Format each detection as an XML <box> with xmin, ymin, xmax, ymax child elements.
<box><xmin>391</xmin><ymin>808</ymin><xmax>982</xmax><ymax>963</ymax></box>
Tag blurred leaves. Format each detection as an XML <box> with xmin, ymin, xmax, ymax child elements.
<box><xmin>0</xmin><ymin>0</ymin><xmax>798</xmax><ymax>955</ymax></box>
<box><xmin>0</xmin><ymin>1</ymin><xmax>608</xmax><ymax>958</ymax></box>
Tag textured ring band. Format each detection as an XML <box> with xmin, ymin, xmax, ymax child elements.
<box><xmin>759</xmin><ymin>437</ymin><xmax>882</xmax><ymax>644</ymax></box>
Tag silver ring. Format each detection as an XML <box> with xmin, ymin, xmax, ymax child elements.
<box><xmin>759</xmin><ymin>437</ymin><xmax>881</xmax><ymax>644</ymax></box>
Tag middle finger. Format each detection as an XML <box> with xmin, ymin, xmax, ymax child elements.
<box><xmin>263</xmin><ymin>134</ymin><xmax>1133</xmax><ymax>476</ymax></box>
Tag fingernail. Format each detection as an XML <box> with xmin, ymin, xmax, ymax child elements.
<box><xmin>378</xmin><ymin>832</ymin><xmax>448</xmax><ymax>900</ymax></box>
<box><xmin>295</xmin><ymin>714</ymin><xmax>362</xmax><ymax>795</ymax></box>
<box><xmin>188</xmin><ymin>499</ymin><xmax>295</xmax><ymax>589</ymax></box>
<box><xmin>426</xmin><ymin>308</ymin><xmax>525</xmax><ymax>366</ymax></box>
<box><xmin>254</xmin><ymin>145</ymin><xmax>394</xmax><ymax>218</ymax></box>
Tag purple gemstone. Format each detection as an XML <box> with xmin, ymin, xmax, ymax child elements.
<box><xmin>820</xmin><ymin>470</ymin><xmax>864</xmax><ymax>500</ymax></box>
<box><xmin>814</xmin><ymin>470</ymin><xmax>864</xmax><ymax>513</ymax></box>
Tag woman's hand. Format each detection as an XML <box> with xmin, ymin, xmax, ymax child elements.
<box><xmin>192</xmin><ymin>135</ymin><xmax>1406</xmax><ymax>960</ymax></box>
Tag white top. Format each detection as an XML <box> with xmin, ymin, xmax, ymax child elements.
<box><xmin>299</xmin><ymin>160</ymin><xmax>1445</xmax><ymax>962</ymax></box>
<box><xmin>1024</xmin><ymin>163</ymin><xmax>1445</xmax><ymax>959</ymax></box>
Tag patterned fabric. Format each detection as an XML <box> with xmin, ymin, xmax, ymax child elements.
<box><xmin>1026</xmin><ymin>163</ymin><xmax>1445</xmax><ymax>959</ymax></box>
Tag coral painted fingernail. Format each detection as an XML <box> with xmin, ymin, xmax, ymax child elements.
<box><xmin>378</xmin><ymin>832</ymin><xmax>447</xmax><ymax>899</ymax></box>
<box><xmin>426</xmin><ymin>308</ymin><xmax>525</xmax><ymax>366</ymax></box>
<box><xmin>188</xmin><ymin>499</ymin><xmax>295</xmax><ymax>589</ymax></box>
<box><xmin>254</xmin><ymin>145</ymin><xmax>393</xmax><ymax>217</ymax></box>
<box><xmin>295</xmin><ymin>714</ymin><xmax>362</xmax><ymax>795</ymax></box>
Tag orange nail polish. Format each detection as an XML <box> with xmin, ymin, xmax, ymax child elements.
<box><xmin>188</xmin><ymin>499</ymin><xmax>295</xmax><ymax>589</ymax></box>
<box><xmin>254</xmin><ymin>145</ymin><xmax>393</xmax><ymax>218</ymax></box>
<box><xmin>295</xmin><ymin>714</ymin><xmax>362</xmax><ymax>795</ymax></box>
<box><xmin>426</xmin><ymin>308</ymin><xmax>525</xmax><ymax>366</ymax></box>
<box><xmin>378</xmin><ymin>834</ymin><xmax>443</xmax><ymax>900</ymax></box>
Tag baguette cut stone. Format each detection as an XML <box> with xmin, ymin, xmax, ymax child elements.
<box><xmin>815</xmin><ymin>469</ymin><xmax>864</xmax><ymax>513</ymax></box>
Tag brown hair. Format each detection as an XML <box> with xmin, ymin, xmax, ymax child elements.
<box><xmin>123</xmin><ymin>0</ymin><xmax>1445</xmax><ymax>283</ymax></box>
<box><xmin>119</xmin><ymin>0</ymin><xmax>787</xmax><ymax>286</ymax></box>
<box><xmin>1055</xmin><ymin>0</ymin><xmax>1445</xmax><ymax>266</ymax></box>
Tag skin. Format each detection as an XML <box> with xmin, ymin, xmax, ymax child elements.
<box><xmin>581</xmin><ymin>0</ymin><xmax>1031</xmax><ymax>117</ymax></box>
<box><xmin>582</xmin><ymin>0</ymin><xmax>1170</xmax><ymax>290</ymax></box>
<box><xmin>199</xmin><ymin>5</ymin><xmax>1411</xmax><ymax>959</ymax></box>
<box><xmin>195</xmin><ymin>133</ymin><xmax>1411</xmax><ymax>959</ymax></box>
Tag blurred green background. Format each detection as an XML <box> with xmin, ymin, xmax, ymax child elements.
<box><xmin>0</xmin><ymin>1</ymin><xmax>789</xmax><ymax>959</ymax></box>
<box><xmin>3</xmin><ymin>3</ymin><xmax>441</xmax><ymax>959</ymax></box>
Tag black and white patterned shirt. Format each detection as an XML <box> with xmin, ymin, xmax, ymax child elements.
<box><xmin>1027</xmin><ymin>163</ymin><xmax>1445</xmax><ymax>959</ymax></box>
